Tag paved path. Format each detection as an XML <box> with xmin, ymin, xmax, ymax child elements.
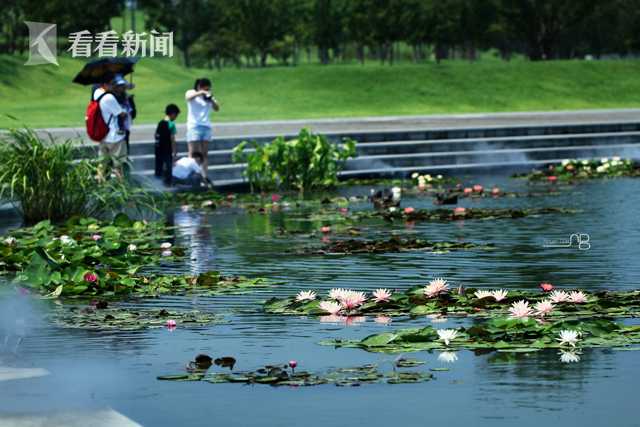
<box><xmin>32</xmin><ymin>109</ymin><xmax>640</xmax><ymax>143</ymax></box>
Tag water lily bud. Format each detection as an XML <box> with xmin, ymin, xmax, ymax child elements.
<box><xmin>166</xmin><ymin>319</ymin><xmax>177</xmax><ymax>329</ymax></box>
<box><xmin>3</xmin><ymin>237</ymin><xmax>17</xmax><ymax>246</ymax></box>
<box><xmin>288</xmin><ymin>360</ymin><xmax>297</xmax><ymax>369</ymax></box>
<box><xmin>320</xmin><ymin>226</ymin><xmax>331</xmax><ymax>234</ymax></box>
<box><xmin>127</xmin><ymin>244</ymin><xmax>137</xmax><ymax>252</ymax></box>
<box><xmin>84</xmin><ymin>272</ymin><xmax>98</xmax><ymax>283</ymax></box>
<box><xmin>91</xmin><ymin>234</ymin><xmax>102</xmax><ymax>241</ymax></box>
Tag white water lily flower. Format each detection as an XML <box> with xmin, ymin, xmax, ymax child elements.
<box><xmin>596</xmin><ymin>165</ymin><xmax>605</xmax><ymax>173</ymax></box>
<box><xmin>612</xmin><ymin>156</ymin><xmax>621</xmax><ymax>162</ymax></box>
<box><xmin>559</xmin><ymin>350</ymin><xmax>581</xmax><ymax>363</ymax></box>
<box><xmin>600</xmin><ymin>157</ymin><xmax>608</xmax><ymax>163</ymax></box>
<box><xmin>329</xmin><ymin>288</ymin><xmax>348</xmax><ymax>301</ymax></box>
<box><xmin>474</xmin><ymin>290</ymin><xmax>493</xmax><ymax>300</ymax></box>
<box><xmin>549</xmin><ymin>290</ymin><xmax>570</xmax><ymax>303</ymax></box>
<box><xmin>509</xmin><ymin>300</ymin><xmax>533</xmax><ymax>318</ymax></box>
<box><xmin>568</xmin><ymin>291</ymin><xmax>588</xmax><ymax>303</ymax></box>
<box><xmin>319</xmin><ymin>300</ymin><xmax>342</xmax><ymax>315</ymax></box>
<box><xmin>127</xmin><ymin>244</ymin><xmax>137</xmax><ymax>252</ymax></box>
<box><xmin>561</xmin><ymin>159</ymin><xmax>570</xmax><ymax>166</ymax></box>
<box><xmin>534</xmin><ymin>300</ymin><xmax>555</xmax><ymax>317</ymax></box>
<box><xmin>295</xmin><ymin>290</ymin><xmax>317</xmax><ymax>302</ymax></box>
<box><xmin>160</xmin><ymin>242</ymin><xmax>172</xmax><ymax>249</ymax></box>
<box><xmin>372</xmin><ymin>288</ymin><xmax>392</xmax><ymax>303</ymax></box>
<box><xmin>490</xmin><ymin>289</ymin><xmax>508</xmax><ymax>302</ymax></box>
<box><xmin>438</xmin><ymin>351</ymin><xmax>459</xmax><ymax>363</ymax></box>
<box><xmin>388</xmin><ymin>207</ymin><xmax>397</xmax><ymax>213</ymax></box>
<box><xmin>437</xmin><ymin>329</ymin><xmax>459</xmax><ymax>346</ymax></box>
<box><xmin>161</xmin><ymin>250</ymin><xmax>172</xmax><ymax>257</ymax></box>
<box><xmin>423</xmin><ymin>278</ymin><xmax>449</xmax><ymax>298</ymax></box>
<box><xmin>411</xmin><ymin>172</ymin><xmax>419</xmax><ymax>179</ymax></box>
<box><xmin>581</xmin><ymin>160</ymin><xmax>589</xmax><ymax>165</ymax></box>
<box><xmin>3</xmin><ymin>237</ymin><xmax>17</xmax><ymax>246</ymax></box>
<box><xmin>436</xmin><ymin>175</ymin><xmax>443</xmax><ymax>179</ymax></box>
<box><xmin>557</xmin><ymin>330</ymin><xmax>581</xmax><ymax>347</ymax></box>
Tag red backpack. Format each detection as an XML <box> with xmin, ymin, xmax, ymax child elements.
<box><xmin>85</xmin><ymin>92</ymin><xmax>110</xmax><ymax>142</ymax></box>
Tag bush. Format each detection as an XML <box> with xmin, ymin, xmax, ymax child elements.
<box><xmin>232</xmin><ymin>128</ymin><xmax>357</xmax><ymax>195</ymax></box>
<box><xmin>0</xmin><ymin>128</ymin><xmax>156</xmax><ymax>224</ymax></box>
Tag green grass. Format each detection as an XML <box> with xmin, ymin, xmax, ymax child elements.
<box><xmin>2</xmin><ymin>54</ymin><xmax>640</xmax><ymax>129</ymax></box>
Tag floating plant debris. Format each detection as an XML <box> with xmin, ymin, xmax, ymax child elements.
<box><xmin>298</xmin><ymin>237</ymin><xmax>495</xmax><ymax>255</ymax></box>
<box><xmin>322</xmin><ymin>317</ymin><xmax>640</xmax><ymax>353</ymax></box>
<box><xmin>50</xmin><ymin>306</ymin><xmax>222</xmax><ymax>331</ymax></box>
<box><xmin>264</xmin><ymin>285</ymin><xmax>640</xmax><ymax>319</ymax></box>
<box><xmin>513</xmin><ymin>158</ymin><xmax>640</xmax><ymax>181</ymax></box>
<box><xmin>158</xmin><ymin>362</ymin><xmax>434</xmax><ymax>387</ymax></box>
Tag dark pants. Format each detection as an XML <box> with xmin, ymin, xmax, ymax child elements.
<box><xmin>155</xmin><ymin>146</ymin><xmax>172</xmax><ymax>185</ymax></box>
<box><xmin>173</xmin><ymin>171</ymin><xmax>203</xmax><ymax>188</ymax></box>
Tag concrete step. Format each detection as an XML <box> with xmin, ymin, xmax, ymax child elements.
<box><xmin>344</xmin><ymin>142</ymin><xmax>640</xmax><ymax>169</ymax></box>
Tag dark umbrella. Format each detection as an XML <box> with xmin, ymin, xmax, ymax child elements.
<box><xmin>72</xmin><ymin>57</ymin><xmax>139</xmax><ymax>85</ymax></box>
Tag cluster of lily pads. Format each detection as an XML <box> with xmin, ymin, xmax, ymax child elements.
<box><xmin>355</xmin><ymin>207</ymin><xmax>577</xmax><ymax>222</ymax></box>
<box><xmin>265</xmin><ymin>279</ymin><xmax>640</xmax><ymax>320</ymax></box>
<box><xmin>515</xmin><ymin>157</ymin><xmax>640</xmax><ymax>181</ymax></box>
<box><xmin>158</xmin><ymin>355</ymin><xmax>435</xmax><ymax>387</ymax></box>
<box><xmin>50</xmin><ymin>304</ymin><xmax>223</xmax><ymax>331</ymax></box>
<box><xmin>0</xmin><ymin>215</ymin><xmax>268</xmax><ymax>297</ymax></box>
<box><xmin>299</xmin><ymin>236</ymin><xmax>495</xmax><ymax>255</ymax></box>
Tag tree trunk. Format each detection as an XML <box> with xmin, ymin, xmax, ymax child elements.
<box><xmin>260</xmin><ymin>51</ymin><xmax>268</xmax><ymax>67</ymax></box>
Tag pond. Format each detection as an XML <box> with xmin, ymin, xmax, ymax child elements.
<box><xmin>1</xmin><ymin>175</ymin><xmax>639</xmax><ymax>427</ymax></box>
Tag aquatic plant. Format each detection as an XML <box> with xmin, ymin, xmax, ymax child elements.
<box><xmin>423</xmin><ymin>278</ymin><xmax>449</xmax><ymax>298</ymax></box>
<box><xmin>323</xmin><ymin>317</ymin><xmax>640</xmax><ymax>353</ymax></box>
<box><xmin>437</xmin><ymin>329</ymin><xmax>458</xmax><ymax>346</ymax></box>
<box><xmin>296</xmin><ymin>290</ymin><xmax>317</xmax><ymax>302</ymax></box>
<box><xmin>0</xmin><ymin>128</ymin><xmax>156</xmax><ymax>224</ymax></box>
<box><xmin>232</xmin><ymin>128</ymin><xmax>357</xmax><ymax>195</ymax></box>
<box><xmin>264</xmin><ymin>286</ymin><xmax>640</xmax><ymax>319</ymax></box>
<box><xmin>373</xmin><ymin>289</ymin><xmax>392</xmax><ymax>303</ymax></box>
<box><xmin>354</xmin><ymin>207</ymin><xmax>578</xmax><ymax>223</ymax></box>
<box><xmin>158</xmin><ymin>363</ymin><xmax>434</xmax><ymax>387</ymax></box>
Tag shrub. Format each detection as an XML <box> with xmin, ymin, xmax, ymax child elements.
<box><xmin>0</xmin><ymin>128</ymin><xmax>156</xmax><ymax>224</ymax></box>
<box><xmin>232</xmin><ymin>128</ymin><xmax>357</xmax><ymax>195</ymax></box>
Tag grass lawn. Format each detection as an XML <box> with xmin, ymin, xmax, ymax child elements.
<box><xmin>1</xmin><ymin>54</ymin><xmax>640</xmax><ymax>129</ymax></box>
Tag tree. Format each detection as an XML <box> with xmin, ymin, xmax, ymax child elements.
<box><xmin>139</xmin><ymin>0</ymin><xmax>212</xmax><ymax>67</ymax></box>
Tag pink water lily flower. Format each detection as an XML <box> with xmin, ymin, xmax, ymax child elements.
<box><xmin>473</xmin><ymin>184</ymin><xmax>483</xmax><ymax>193</ymax></box>
<box><xmin>319</xmin><ymin>300</ymin><xmax>342</xmax><ymax>314</ymax></box>
<box><xmin>423</xmin><ymin>278</ymin><xmax>449</xmax><ymax>298</ymax></box>
<box><xmin>83</xmin><ymin>272</ymin><xmax>98</xmax><ymax>283</ymax></box>
<box><xmin>372</xmin><ymin>288</ymin><xmax>392</xmax><ymax>303</ymax></box>
<box><xmin>91</xmin><ymin>234</ymin><xmax>102</xmax><ymax>241</ymax></box>
<box><xmin>320</xmin><ymin>226</ymin><xmax>331</xmax><ymax>234</ymax></box>
<box><xmin>549</xmin><ymin>290</ymin><xmax>570</xmax><ymax>303</ymax></box>
<box><xmin>540</xmin><ymin>282</ymin><xmax>554</xmax><ymax>292</ymax></box>
<box><xmin>491</xmin><ymin>187</ymin><xmax>501</xmax><ymax>195</ymax></box>
<box><xmin>491</xmin><ymin>289</ymin><xmax>508</xmax><ymax>302</ymax></box>
<box><xmin>534</xmin><ymin>300</ymin><xmax>555</xmax><ymax>317</ymax></box>
<box><xmin>271</xmin><ymin>194</ymin><xmax>282</xmax><ymax>203</ymax></box>
<box><xmin>509</xmin><ymin>300</ymin><xmax>533</xmax><ymax>318</ymax></box>
<box><xmin>404</xmin><ymin>207</ymin><xmax>415</xmax><ymax>214</ymax></box>
<box><xmin>339</xmin><ymin>207</ymin><xmax>349</xmax><ymax>214</ymax></box>
<box><xmin>463</xmin><ymin>187</ymin><xmax>473</xmax><ymax>194</ymax></box>
<box><xmin>340</xmin><ymin>291</ymin><xmax>367</xmax><ymax>310</ymax></box>
<box><xmin>329</xmin><ymin>288</ymin><xmax>348</xmax><ymax>301</ymax></box>
<box><xmin>568</xmin><ymin>291</ymin><xmax>588</xmax><ymax>303</ymax></box>
<box><xmin>453</xmin><ymin>207</ymin><xmax>466</xmax><ymax>215</ymax></box>
<box><xmin>166</xmin><ymin>319</ymin><xmax>177</xmax><ymax>329</ymax></box>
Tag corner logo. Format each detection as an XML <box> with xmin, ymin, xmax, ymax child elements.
<box><xmin>25</xmin><ymin>21</ymin><xmax>58</xmax><ymax>66</ymax></box>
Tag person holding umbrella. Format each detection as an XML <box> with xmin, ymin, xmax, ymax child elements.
<box><xmin>185</xmin><ymin>78</ymin><xmax>220</xmax><ymax>180</ymax></box>
<box><xmin>73</xmin><ymin>57</ymin><xmax>138</xmax><ymax>179</ymax></box>
<box><xmin>92</xmin><ymin>74</ymin><xmax>129</xmax><ymax>178</ymax></box>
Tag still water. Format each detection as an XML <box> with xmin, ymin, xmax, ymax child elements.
<box><xmin>1</xmin><ymin>176</ymin><xmax>639</xmax><ymax>427</ymax></box>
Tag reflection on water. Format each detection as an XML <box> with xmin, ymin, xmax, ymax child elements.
<box><xmin>1</xmin><ymin>176</ymin><xmax>640</xmax><ymax>426</ymax></box>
